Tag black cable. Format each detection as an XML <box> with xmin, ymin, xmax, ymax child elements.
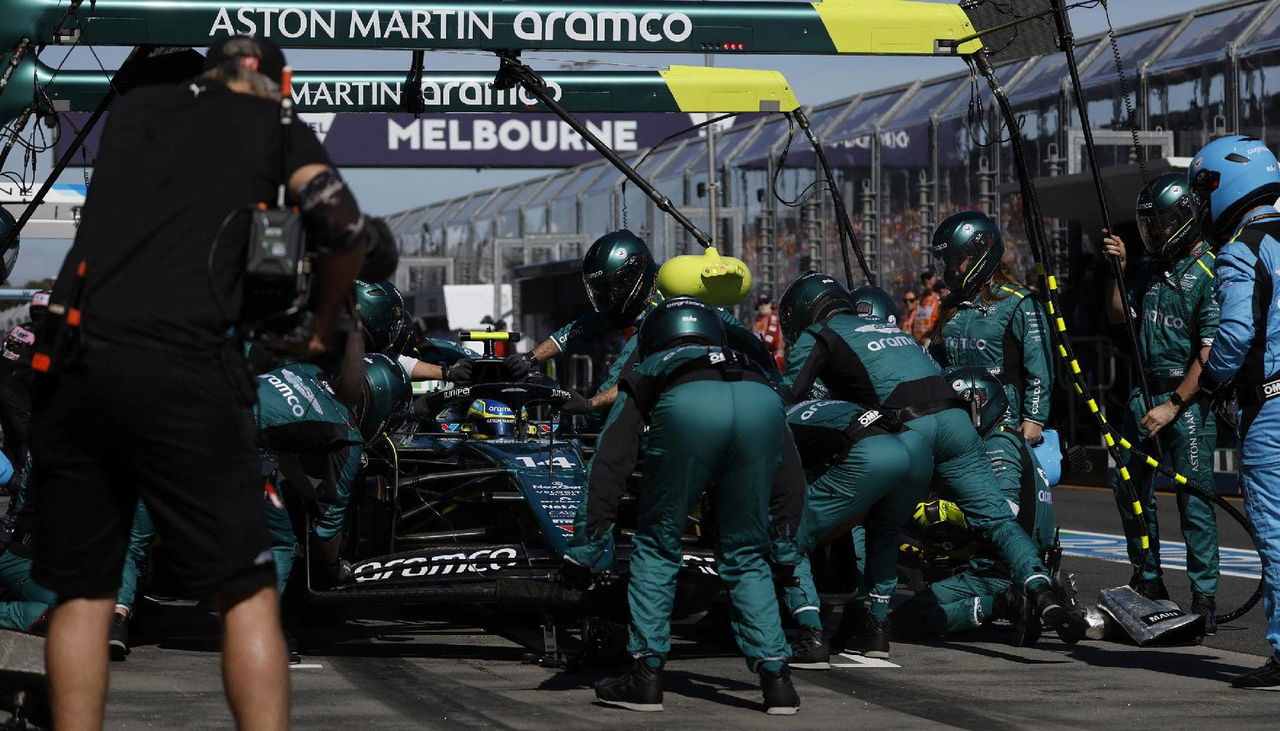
<box><xmin>789</xmin><ymin>109</ymin><xmax>869</xmax><ymax>287</ymax></box>
<box><xmin>494</xmin><ymin>52</ymin><xmax>713</xmax><ymax>249</ymax></box>
<box><xmin>770</xmin><ymin>116</ymin><xmax>832</xmax><ymax>208</ymax></box>
<box><xmin>620</xmin><ymin>112</ymin><xmax>735</xmax><ymax>229</ymax></box>
<box><xmin>973</xmin><ymin>52</ymin><xmax>1262</xmax><ymax>625</ymax></box>
<box><xmin>1050</xmin><ymin>0</ymin><xmax>1154</xmax><ymax>413</ymax></box>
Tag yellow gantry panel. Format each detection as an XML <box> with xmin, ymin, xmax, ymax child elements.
<box><xmin>812</xmin><ymin>0</ymin><xmax>984</xmax><ymax>55</ymax></box>
<box><xmin>659</xmin><ymin>66</ymin><xmax>800</xmax><ymax>113</ymax></box>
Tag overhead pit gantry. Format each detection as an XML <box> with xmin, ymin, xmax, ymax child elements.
<box><xmin>0</xmin><ymin>0</ymin><xmax>983</xmax><ymax>56</ymax></box>
<box><xmin>1</xmin><ymin>59</ymin><xmax>800</xmax><ymax>119</ymax></box>
<box><xmin>0</xmin><ymin>0</ymin><xmax>997</xmax><ymax>281</ymax></box>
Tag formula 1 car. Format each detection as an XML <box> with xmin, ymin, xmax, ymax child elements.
<box><xmin>305</xmin><ymin>332</ymin><xmax>723</xmax><ymax>663</ymax></box>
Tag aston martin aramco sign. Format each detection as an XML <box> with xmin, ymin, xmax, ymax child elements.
<box><xmin>206</xmin><ymin>8</ymin><xmax>698</xmax><ymax>44</ymax></box>
<box><xmin>56</xmin><ymin>112</ymin><xmax>751</xmax><ymax>167</ymax></box>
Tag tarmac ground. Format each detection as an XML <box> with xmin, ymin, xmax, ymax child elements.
<box><xmin>6</xmin><ymin>485</ymin><xmax>1280</xmax><ymax>729</ymax></box>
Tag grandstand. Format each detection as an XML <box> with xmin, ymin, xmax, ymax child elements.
<box><xmin>387</xmin><ymin>0</ymin><xmax>1274</xmax><ymax>322</ymax></box>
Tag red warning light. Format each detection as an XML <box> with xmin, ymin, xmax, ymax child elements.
<box><xmin>720</xmin><ymin>42</ymin><xmax>746</xmax><ymax>51</ymax></box>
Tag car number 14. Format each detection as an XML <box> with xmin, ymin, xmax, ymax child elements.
<box><xmin>515</xmin><ymin>456</ymin><xmax>576</xmax><ymax>468</ymax></box>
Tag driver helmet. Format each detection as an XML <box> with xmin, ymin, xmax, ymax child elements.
<box><xmin>354</xmin><ymin>279</ymin><xmax>405</xmax><ymax>353</ymax></box>
<box><xmin>1137</xmin><ymin>172</ymin><xmax>1200</xmax><ymax>260</ymax></box>
<box><xmin>581</xmin><ymin>229</ymin><xmax>657</xmax><ymax>326</ymax></box>
<box><xmin>931</xmin><ymin>211</ymin><xmax>1005</xmax><ymax>302</ymax></box>
<box><xmin>462</xmin><ymin>398</ymin><xmax>517</xmax><ymax>439</ymax></box>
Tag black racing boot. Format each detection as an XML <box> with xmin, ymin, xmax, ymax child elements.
<box><xmin>996</xmin><ymin>588</ymin><xmax>1041</xmax><ymax>647</ymax></box>
<box><xmin>286</xmin><ymin>633</ymin><xmax>302</xmax><ymax>665</ymax></box>
<box><xmin>1192</xmin><ymin>593</ymin><xmax>1217</xmax><ymax>636</ymax></box>
<box><xmin>759</xmin><ymin>665</ymin><xmax>800</xmax><ymax>715</ymax></box>
<box><xmin>109</xmin><ymin>612</ymin><xmax>131</xmax><ymax>661</ymax></box>
<box><xmin>595</xmin><ymin>660</ymin><xmax>664</xmax><ymax>712</ymax></box>
<box><xmin>827</xmin><ymin>603</ymin><xmax>864</xmax><ymax>655</ymax></box>
<box><xmin>788</xmin><ymin>626</ymin><xmax>831</xmax><ymax>671</ymax></box>
<box><xmin>1232</xmin><ymin>657</ymin><xmax>1280</xmax><ymax>691</ymax></box>
<box><xmin>1031</xmin><ymin>585</ymin><xmax>1086</xmax><ymax>645</ymax></box>
<box><xmin>850</xmin><ymin>615</ymin><xmax>890</xmax><ymax>659</ymax></box>
<box><xmin>1129</xmin><ymin>574</ymin><xmax>1170</xmax><ymax>601</ymax></box>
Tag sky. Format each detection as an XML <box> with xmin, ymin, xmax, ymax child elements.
<box><xmin>2</xmin><ymin>0</ymin><xmax>1222</xmax><ymax>284</ymax></box>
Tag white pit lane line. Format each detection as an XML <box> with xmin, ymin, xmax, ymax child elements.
<box><xmin>830</xmin><ymin>653</ymin><xmax>900</xmax><ymax>668</ymax></box>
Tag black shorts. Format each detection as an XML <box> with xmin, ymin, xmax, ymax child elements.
<box><xmin>29</xmin><ymin>345</ymin><xmax>275</xmax><ymax>600</ymax></box>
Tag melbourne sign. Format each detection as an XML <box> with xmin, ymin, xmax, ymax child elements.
<box><xmin>56</xmin><ymin>112</ymin><xmax>721</xmax><ymax>168</ymax></box>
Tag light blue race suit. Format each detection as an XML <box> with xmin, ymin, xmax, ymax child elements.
<box><xmin>1205</xmin><ymin>206</ymin><xmax>1280</xmax><ymax>661</ymax></box>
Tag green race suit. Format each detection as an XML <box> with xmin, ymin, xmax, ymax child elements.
<box><xmin>554</xmin><ymin>298</ymin><xmax>801</xmax><ymax>552</ymax></box>
<box><xmin>783</xmin><ymin>313</ymin><xmax>1052</xmax><ymax>594</ymax></box>
<box><xmin>1111</xmin><ymin>246</ymin><xmax>1220</xmax><ymax>594</ymax></box>
<box><xmin>564</xmin><ymin>345</ymin><xmax>792</xmax><ymax>669</ymax></box>
<box><xmin>940</xmin><ymin>283</ymin><xmax>1054</xmax><ymax>427</ymax></box>
<box><xmin>894</xmin><ymin>428</ymin><xmax>1055</xmax><ymax>635</ymax></box>
<box><xmin>781</xmin><ymin>399</ymin><xmax>933</xmax><ymax>625</ymax></box>
<box><xmin>1</xmin><ymin>459</ymin><xmax>149</xmax><ymax>629</ymax></box>
<box><xmin>254</xmin><ymin>363</ymin><xmax>363</xmax><ymax>590</ymax></box>
<box><xmin>404</xmin><ymin>336</ymin><xmax>475</xmax><ymax>368</ymax></box>
<box><xmin>552</xmin><ymin>293</ymin><xmax>779</xmax><ymax>391</ymax></box>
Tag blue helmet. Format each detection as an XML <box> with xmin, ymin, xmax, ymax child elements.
<box><xmin>1188</xmin><ymin>136</ymin><xmax>1280</xmax><ymax>244</ymax></box>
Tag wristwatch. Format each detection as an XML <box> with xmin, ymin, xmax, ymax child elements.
<box><xmin>1168</xmin><ymin>391</ymin><xmax>1188</xmax><ymax>408</ymax></box>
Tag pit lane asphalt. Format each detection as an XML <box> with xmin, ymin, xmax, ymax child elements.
<box><xmin>16</xmin><ymin>485</ymin><xmax>1280</xmax><ymax>728</ymax></box>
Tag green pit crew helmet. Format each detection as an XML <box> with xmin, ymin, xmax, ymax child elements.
<box><xmin>931</xmin><ymin>210</ymin><xmax>1004</xmax><ymax>302</ymax></box>
<box><xmin>637</xmin><ymin>296</ymin><xmax>726</xmax><ymax>358</ymax></box>
<box><xmin>946</xmin><ymin>365</ymin><xmax>1009</xmax><ymax>438</ymax></box>
<box><xmin>354</xmin><ymin>279</ymin><xmax>405</xmax><ymax>353</ymax></box>
<box><xmin>849</xmin><ymin>285</ymin><xmax>900</xmax><ymax>326</ymax></box>
<box><xmin>778</xmin><ymin>272</ymin><xmax>856</xmax><ymax>345</ymax></box>
<box><xmin>1137</xmin><ymin>171</ymin><xmax>1200</xmax><ymax>260</ymax></box>
<box><xmin>581</xmin><ymin>229</ymin><xmax>657</xmax><ymax>325</ymax></box>
<box><xmin>355</xmin><ymin>353</ymin><xmax>412</xmax><ymax>441</ymax></box>
<box><xmin>390</xmin><ymin>310</ymin><xmax>416</xmax><ymax>355</ymax></box>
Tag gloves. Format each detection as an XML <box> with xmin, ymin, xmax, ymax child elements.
<box><xmin>504</xmin><ymin>352</ymin><xmax>538</xmax><ymax>379</ymax></box>
<box><xmin>1199</xmin><ymin>371</ymin><xmax>1235</xmax><ymax>414</ymax></box>
<box><xmin>560</xmin><ymin>388</ymin><xmax>594</xmax><ymax>414</ymax></box>
<box><xmin>561</xmin><ymin>560</ymin><xmax>597</xmax><ymax>592</ymax></box>
<box><xmin>443</xmin><ymin>359</ymin><xmax>473</xmax><ymax>384</ymax></box>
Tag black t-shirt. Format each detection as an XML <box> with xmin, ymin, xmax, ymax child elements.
<box><xmin>59</xmin><ymin>80</ymin><xmax>330</xmax><ymax>352</ymax></box>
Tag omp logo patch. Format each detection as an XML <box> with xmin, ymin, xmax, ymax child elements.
<box><xmin>857</xmin><ymin>410</ymin><xmax>882</xmax><ymax>427</ymax></box>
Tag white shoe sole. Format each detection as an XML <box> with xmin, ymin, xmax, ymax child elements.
<box><xmin>788</xmin><ymin>660</ymin><xmax>831</xmax><ymax>671</ymax></box>
<box><xmin>598</xmin><ymin>699</ymin><xmax>664</xmax><ymax>712</ymax></box>
<box><xmin>766</xmin><ymin>706</ymin><xmax>800</xmax><ymax>715</ymax></box>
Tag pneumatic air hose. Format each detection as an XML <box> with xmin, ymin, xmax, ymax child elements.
<box><xmin>971</xmin><ymin>52</ymin><xmax>1261</xmax><ymax>624</ymax></box>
